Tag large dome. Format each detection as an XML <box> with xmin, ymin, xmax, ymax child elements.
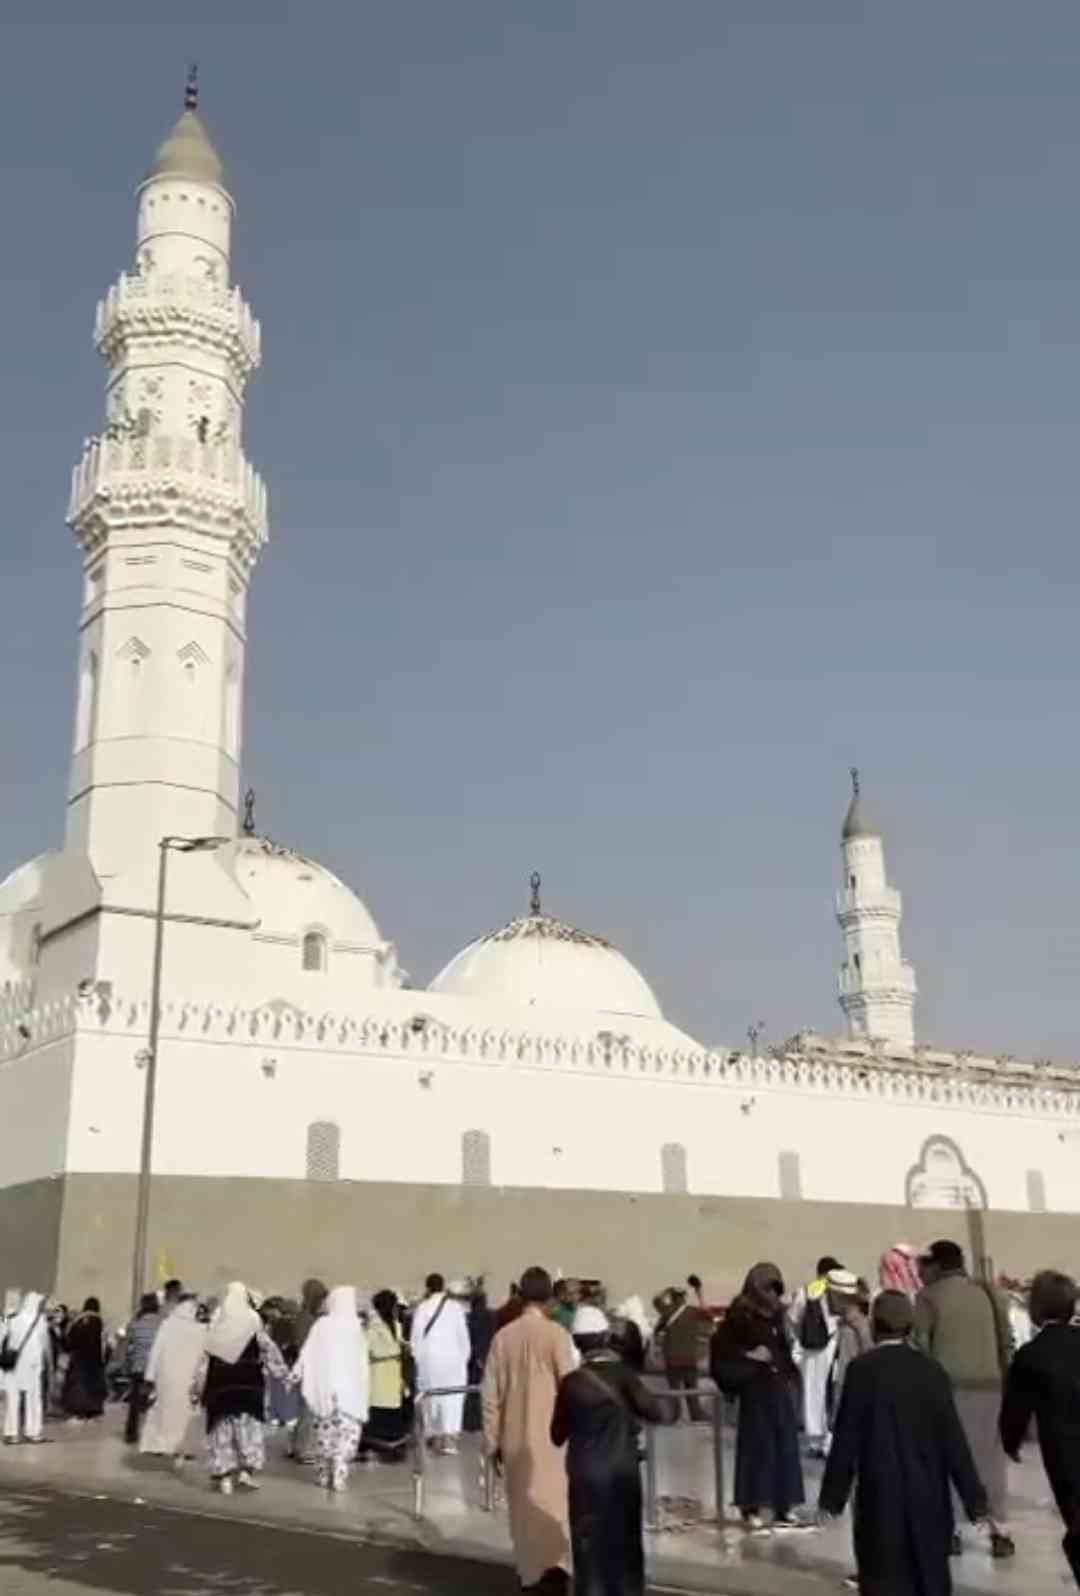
<box><xmin>430</xmin><ymin>899</ymin><xmax>662</xmax><ymax>1021</ymax></box>
<box><xmin>220</xmin><ymin>835</ymin><xmax>383</xmax><ymax>951</ymax></box>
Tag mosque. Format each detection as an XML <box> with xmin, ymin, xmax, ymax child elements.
<box><xmin>2</xmin><ymin>89</ymin><xmax>1078</xmax><ymax>1308</ymax></box>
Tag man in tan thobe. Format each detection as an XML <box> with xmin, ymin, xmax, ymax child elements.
<box><xmin>482</xmin><ymin>1265</ymin><xmax>577</xmax><ymax>1591</ymax></box>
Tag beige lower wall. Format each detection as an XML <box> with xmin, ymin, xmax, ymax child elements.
<box><xmin>0</xmin><ymin>1179</ymin><xmax>65</xmax><ymax>1297</ymax></box>
<box><xmin>7</xmin><ymin>1174</ymin><xmax>1074</xmax><ymax>1311</ymax></box>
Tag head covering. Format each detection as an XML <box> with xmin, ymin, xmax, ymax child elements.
<box><xmin>205</xmin><ymin>1281</ymin><xmax>261</xmax><ymax>1364</ymax></box>
<box><xmin>740</xmin><ymin>1263</ymin><xmax>785</xmax><ymax>1317</ymax></box>
<box><xmin>826</xmin><ymin>1268</ymin><xmax>858</xmax><ymax>1296</ymax></box>
<box><xmin>8</xmin><ymin>1291</ymin><xmax>44</xmax><ymax>1343</ymax></box>
<box><xmin>572</xmin><ymin>1305</ymin><xmax>609</xmax><ymax>1337</ymax></box>
<box><xmin>447</xmin><ymin>1279</ymin><xmax>469</xmax><ymax>1299</ymax></box>
<box><xmin>297</xmin><ymin>1284</ymin><xmax>369</xmax><ymax>1423</ymax></box>
<box><xmin>172</xmin><ymin>1296</ymin><xmax>200</xmax><ymax>1323</ymax></box>
<box><xmin>616</xmin><ymin>1295</ymin><xmax>652</xmax><ymax>1343</ymax></box>
<box><xmin>372</xmin><ymin>1290</ymin><xmax>398</xmax><ymax>1331</ymax></box>
<box><xmin>872</xmin><ymin>1289</ymin><xmax>915</xmax><ymax>1339</ymax></box>
<box><xmin>878</xmin><ymin>1245</ymin><xmax>921</xmax><ymax>1300</ymax></box>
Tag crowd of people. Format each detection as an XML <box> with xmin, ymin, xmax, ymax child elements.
<box><xmin>0</xmin><ymin>1243</ymin><xmax>1078</xmax><ymax>1594</ymax></box>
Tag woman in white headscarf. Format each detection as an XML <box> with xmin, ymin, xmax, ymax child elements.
<box><xmin>140</xmin><ymin>1295</ymin><xmax>207</xmax><ymax>1466</ymax></box>
<box><xmin>1</xmin><ymin>1291</ymin><xmax>51</xmax><ymax>1443</ymax></box>
<box><xmin>193</xmin><ymin>1282</ymin><xmax>290</xmax><ymax>1495</ymax></box>
<box><xmin>293</xmin><ymin>1285</ymin><xmax>369</xmax><ymax>1492</ymax></box>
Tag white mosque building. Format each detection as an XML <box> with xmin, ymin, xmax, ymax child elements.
<box><xmin>1</xmin><ymin>90</ymin><xmax>1078</xmax><ymax>1306</ymax></box>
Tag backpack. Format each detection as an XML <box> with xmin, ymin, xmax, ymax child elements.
<box><xmin>800</xmin><ymin>1294</ymin><xmax>830</xmax><ymax>1352</ymax></box>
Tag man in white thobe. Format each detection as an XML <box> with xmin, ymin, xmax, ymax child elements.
<box><xmin>2</xmin><ymin>1291</ymin><xmax>51</xmax><ymax>1443</ymax></box>
<box><xmin>410</xmin><ymin>1273</ymin><xmax>470</xmax><ymax>1455</ymax></box>
<box><xmin>789</xmin><ymin>1256</ymin><xmax>842</xmax><ymax>1457</ymax></box>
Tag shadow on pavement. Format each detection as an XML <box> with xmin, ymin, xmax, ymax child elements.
<box><xmin>0</xmin><ymin>1486</ymin><xmax>514</xmax><ymax>1596</ymax></box>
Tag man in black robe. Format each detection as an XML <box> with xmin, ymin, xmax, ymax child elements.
<box><xmin>819</xmin><ymin>1289</ymin><xmax>986</xmax><ymax>1596</ymax></box>
<box><xmin>999</xmin><ymin>1270</ymin><xmax>1080</xmax><ymax>1588</ymax></box>
<box><xmin>551</xmin><ymin>1305</ymin><xmax>674</xmax><ymax>1596</ymax></box>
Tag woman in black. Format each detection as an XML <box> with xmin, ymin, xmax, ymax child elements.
<box><xmin>62</xmin><ymin>1298</ymin><xmax>107</xmax><ymax>1421</ymax></box>
<box><xmin>551</xmin><ymin>1306</ymin><xmax>673</xmax><ymax>1596</ymax></box>
<box><xmin>710</xmin><ymin>1261</ymin><xmax>805</xmax><ymax>1533</ymax></box>
<box><xmin>463</xmin><ymin>1285</ymin><xmax>496</xmax><ymax>1433</ymax></box>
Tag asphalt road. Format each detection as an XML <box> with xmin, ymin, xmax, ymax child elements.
<box><xmin>0</xmin><ymin>1486</ymin><xmax>519</xmax><ymax>1596</ymax></box>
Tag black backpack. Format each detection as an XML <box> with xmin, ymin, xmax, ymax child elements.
<box><xmin>799</xmin><ymin>1294</ymin><xmax>830</xmax><ymax>1352</ymax></box>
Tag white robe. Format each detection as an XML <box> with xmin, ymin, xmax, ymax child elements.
<box><xmin>789</xmin><ymin>1286</ymin><xmax>838</xmax><ymax>1441</ymax></box>
<box><xmin>410</xmin><ymin>1293</ymin><xmax>470</xmax><ymax>1436</ymax></box>
<box><xmin>140</xmin><ymin>1304</ymin><xmax>206</xmax><ymax>1457</ymax></box>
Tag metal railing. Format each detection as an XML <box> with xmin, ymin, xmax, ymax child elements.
<box><xmin>409</xmin><ymin>1377</ymin><xmax>729</xmax><ymax>1532</ymax></box>
<box><xmin>641</xmin><ymin>1381</ymin><xmax>727</xmax><ymax>1533</ymax></box>
<box><xmin>411</xmin><ymin>1385</ymin><xmax>495</xmax><ymax>1520</ymax></box>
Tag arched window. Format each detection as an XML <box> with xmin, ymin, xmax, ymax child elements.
<box><xmin>462</xmin><ymin>1129</ymin><xmax>492</xmax><ymax>1187</ymax></box>
<box><xmin>306</xmin><ymin>1120</ymin><xmax>340</xmax><ymax>1182</ymax></box>
<box><xmin>302</xmin><ymin>931</ymin><xmax>327</xmax><ymax>973</ymax></box>
<box><xmin>75</xmin><ymin>650</ymin><xmax>99</xmax><ymax>750</ymax></box>
<box><xmin>661</xmin><ymin>1142</ymin><xmax>688</xmax><ymax>1195</ymax></box>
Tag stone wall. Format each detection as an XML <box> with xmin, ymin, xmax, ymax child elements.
<box><xmin>0</xmin><ymin>1178</ymin><xmax>65</xmax><ymax>1296</ymax></box>
<box><xmin>16</xmin><ymin>1174</ymin><xmax>1080</xmax><ymax>1311</ymax></box>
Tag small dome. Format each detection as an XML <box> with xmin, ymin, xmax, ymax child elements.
<box><xmin>841</xmin><ymin>792</ymin><xmax>880</xmax><ymax>841</ymax></box>
<box><xmin>841</xmin><ymin>768</ymin><xmax>881</xmax><ymax>841</ymax></box>
<box><xmin>430</xmin><ymin>909</ymin><xmax>663</xmax><ymax>1020</ymax></box>
<box><xmin>144</xmin><ymin>109</ymin><xmax>227</xmax><ymax>189</ymax></box>
<box><xmin>220</xmin><ymin>835</ymin><xmax>383</xmax><ymax>951</ymax></box>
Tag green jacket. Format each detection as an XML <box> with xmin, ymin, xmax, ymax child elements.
<box><xmin>912</xmin><ymin>1270</ymin><xmax>1012</xmax><ymax>1391</ymax></box>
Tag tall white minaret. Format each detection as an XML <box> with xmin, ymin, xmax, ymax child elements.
<box><xmin>835</xmin><ymin>769</ymin><xmax>916</xmax><ymax>1047</ymax></box>
<box><xmin>65</xmin><ymin>71</ymin><xmax>267</xmax><ymax>880</ymax></box>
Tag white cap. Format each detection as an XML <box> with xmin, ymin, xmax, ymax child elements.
<box><xmin>572</xmin><ymin>1305</ymin><xmax>609</xmax><ymax>1336</ymax></box>
<box><xmin>447</xmin><ymin>1280</ymin><xmax>469</xmax><ymax>1297</ymax></box>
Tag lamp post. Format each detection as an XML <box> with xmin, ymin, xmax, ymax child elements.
<box><xmin>130</xmin><ymin>833</ymin><xmax>230</xmax><ymax>1312</ymax></box>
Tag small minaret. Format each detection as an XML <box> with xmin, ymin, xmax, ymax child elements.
<box><xmin>65</xmin><ymin>70</ymin><xmax>267</xmax><ymax>878</ymax></box>
<box><xmin>835</xmin><ymin>769</ymin><xmax>916</xmax><ymax>1047</ymax></box>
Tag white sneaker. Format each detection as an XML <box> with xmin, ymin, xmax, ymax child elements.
<box><xmin>236</xmin><ymin>1470</ymin><xmax>259</xmax><ymax>1490</ymax></box>
<box><xmin>217</xmin><ymin>1477</ymin><xmax>234</xmax><ymax>1496</ymax></box>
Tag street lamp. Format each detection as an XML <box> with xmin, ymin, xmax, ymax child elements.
<box><xmin>130</xmin><ymin>833</ymin><xmax>231</xmax><ymax>1312</ymax></box>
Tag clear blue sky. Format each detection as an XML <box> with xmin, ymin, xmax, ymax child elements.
<box><xmin>3</xmin><ymin>3</ymin><xmax>1080</xmax><ymax>1060</ymax></box>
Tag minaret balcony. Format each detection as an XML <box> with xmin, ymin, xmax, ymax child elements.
<box><xmin>68</xmin><ymin>432</ymin><xmax>268</xmax><ymax>563</ymax></box>
<box><xmin>835</xmin><ymin>885</ymin><xmax>901</xmax><ymax>918</ymax></box>
<box><xmin>837</xmin><ymin>961</ymin><xmax>916</xmax><ymax>997</ymax></box>
<box><xmin>95</xmin><ymin>271</ymin><xmax>261</xmax><ymax>381</ymax></box>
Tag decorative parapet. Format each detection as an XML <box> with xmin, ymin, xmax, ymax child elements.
<box><xmin>68</xmin><ymin>432</ymin><xmax>268</xmax><ymax>566</ymax></box>
<box><xmin>95</xmin><ymin>272</ymin><xmax>260</xmax><ymax>383</ymax></box>
<box><xmin>1</xmin><ymin>989</ymin><xmax>1078</xmax><ymax>1118</ymax></box>
<box><xmin>0</xmin><ymin>980</ymin><xmax>35</xmax><ymax>1027</ymax></box>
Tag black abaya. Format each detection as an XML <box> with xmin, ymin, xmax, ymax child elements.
<box><xmin>820</xmin><ymin>1342</ymin><xmax>986</xmax><ymax>1596</ymax></box>
<box><xmin>550</xmin><ymin>1352</ymin><xmax>671</xmax><ymax>1596</ymax></box>
<box><xmin>62</xmin><ymin>1312</ymin><xmax>107</xmax><ymax>1419</ymax></box>
<box><xmin>710</xmin><ymin>1303</ymin><xmax>803</xmax><ymax>1515</ymax></box>
<box><xmin>1000</xmin><ymin>1322</ymin><xmax>1080</xmax><ymax>1587</ymax></box>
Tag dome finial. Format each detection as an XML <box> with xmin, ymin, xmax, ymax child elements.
<box><xmin>529</xmin><ymin>871</ymin><xmax>542</xmax><ymax>916</ymax></box>
<box><xmin>242</xmin><ymin>787</ymin><xmax>256</xmax><ymax>837</ymax></box>
<box><xmin>850</xmin><ymin>765</ymin><xmax>860</xmax><ymax>799</ymax></box>
<box><xmin>184</xmin><ymin>63</ymin><xmax>199</xmax><ymax>112</ymax></box>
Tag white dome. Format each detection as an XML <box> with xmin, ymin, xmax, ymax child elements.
<box><xmin>221</xmin><ymin>836</ymin><xmax>384</xmax><ymax>951</ymax></box>
<box><xmin>430</xmin><ymin>910</ymin><xmax>663</xmax><ymax>1021</ymax></box>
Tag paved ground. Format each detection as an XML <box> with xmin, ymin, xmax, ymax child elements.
<box><xmin>0</xmin><ymin>1410</ymin><xmax>1075</xmax><ymax>1595</ymax></box>
<box><xmin>0</xmin><ymin>1486</ymin><xmax>514</xmax><ymax>1596</ymax></box>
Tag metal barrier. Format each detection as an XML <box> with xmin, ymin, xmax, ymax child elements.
<box><xmin>641</xmin><ymin>1381</ymin><xmax>728</xmax><ymax>1533</ymax></box>
<box><xmin>411</xmin><ymin>1384</ymin><xmax>495</xmax><ymax>1520</ymax></box>
<box><xmin>410</xmin><ymin>1377</ymin><xmax>728</xmax><ymax>1531</ymax></box>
